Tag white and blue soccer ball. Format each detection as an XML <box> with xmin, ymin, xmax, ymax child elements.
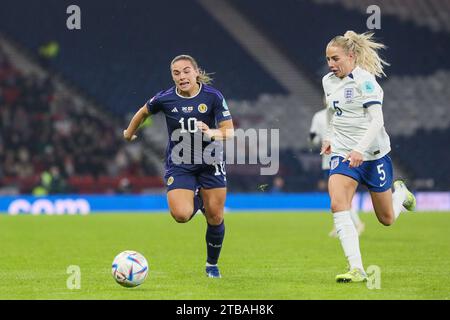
<box><xmin>111</xmin><ymin>250</ymin><xmax>149</xmax><ymax>287</ymax></box>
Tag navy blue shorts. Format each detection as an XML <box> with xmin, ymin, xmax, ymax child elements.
<box><xmin>329</xmin><ymin>154</ymin><xmax>393</xmax><ymax>192</ymax></box>
<box><xmin>164</xmin><ymin>162</ymin><xmax>227</xmax><ymax>191</ymax></box>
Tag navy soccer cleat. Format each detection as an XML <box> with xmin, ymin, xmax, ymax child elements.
<box><xmin>205</xmin><ymin>265</ymin><xmax>221</xmax><ymax>278</ymax></box>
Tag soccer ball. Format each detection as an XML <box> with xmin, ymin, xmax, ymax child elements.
<box><xmin>111</xmin><ymin>250</ymin><xmax>149</xmax><ymax>287</ymax></box>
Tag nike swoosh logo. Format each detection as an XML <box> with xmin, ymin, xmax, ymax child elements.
<box><xmin>379</xmin><ymin>181</ymin><xmax>387</xmax><ymax>187</ymax></box>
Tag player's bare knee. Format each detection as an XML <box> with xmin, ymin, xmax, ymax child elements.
<box><xmin>170</xmin><ymin>208</ymin><xmax>192</xmax><ymax>223</ymax></box>
<box><xmin>330</xmin><ymin>199</ymin><xmax>348</xmax><ymax>213</ymax></box>
<box><xmin>206</xmin><ymin>214</ymin><xmax>223</xmax><ymax>226</ymax></box>
<box><xmin>204</xmin><ymin>208</ymin><xmax>223</xmax><ymax>225</ymax></box>
<box><xmin>378</xmin><ymin>215</ymin><xmax>394</xmax><ymax>226</ymax></box>
<box><xmin>172</xmin><ymin>214</ymin><xmax>190</xmax><ymax>223</ymax></box>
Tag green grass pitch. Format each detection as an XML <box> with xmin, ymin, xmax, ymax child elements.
<box><xmin>0</xmin><ymin>211</ymin><xmax>449</xmax><ymax>299</ymax></box>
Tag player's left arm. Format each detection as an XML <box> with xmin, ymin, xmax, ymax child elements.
<box><xmin>344</xmin><ymin>77</ymin><xmax>384</xmax><ymax>167</ymax></box>
<box><xmin>197</xmin><ymin>91</ymin><xmax>234</xmax><ymax>140</ymax></box>
<box><xmin>197</xmin><ymin>119</ymin><xmax>234</xmax><ymax>141</ymax></box>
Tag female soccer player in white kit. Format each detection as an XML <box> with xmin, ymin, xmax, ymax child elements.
<box><xmin>321</xmin><ymin>31</ymin><xmax>416</xmax><ymax>283</ymax></box>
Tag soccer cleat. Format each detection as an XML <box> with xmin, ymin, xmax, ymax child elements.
<box><xmin>336</xmin><ymin>268</ymin><xmax>368</xmax><ymax>283</ymax></box>
<box><xmin>394</xmin><ymin>180</ymin><xmax>416</xmax><ymax>211</ymax></box>
<box><xmin>206</xmin><ymin>265</ymin><xmax>221</xmax><ymax>278</ymax></box>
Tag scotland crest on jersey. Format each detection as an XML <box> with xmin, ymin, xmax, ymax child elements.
<box><xmin>198</xmin><ymin>103</ymin><xmax>208</xmax><ymax>113</ymax></box>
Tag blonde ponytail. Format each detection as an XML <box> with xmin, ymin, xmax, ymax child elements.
<box><xmin>329</xmin><ymin>31</ymin><xmax>389</xmax><ymax>78</ymax></box>
<box><xmin>170</xmin><ymin>54</ymin><xmax>214</xmax><ymax>84</ymax></box>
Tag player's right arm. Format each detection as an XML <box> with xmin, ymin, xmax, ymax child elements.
<box><xmin>320</xmin><ymin>76</ymin><xmax>334</xmax><ymax>155</ymax></box>
<box><xmin>320</xmin><ymin>106</ymin><xmax>333</xmax><ymax>155</ymax></box>
<box><xmin>309</xmin><ymin>113</ymin><xmax>321</xmax><ymax>147</ymax></box>
<box><xmin>123</xmin><ymin>105</ymin><xmax>149</xmax><ymax>141</ymax></box>
<box><xmin>124</xmin><ymin>92</ymin><xmax>163</xmax><ymax>141</ymax></box>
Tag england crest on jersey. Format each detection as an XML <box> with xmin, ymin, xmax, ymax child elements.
<box><xmin>344</xmin><ymin>88</ymin><xmax>354</xmax><ymax>101</ymax></box>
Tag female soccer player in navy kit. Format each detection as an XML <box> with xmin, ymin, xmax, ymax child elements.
<box><xmin>321</xmin><ymin>31</ymin><xmax>416</xmax><ymax>283</ymax></box>
<box><xmin>124</xmin><ymin>55</ymin><xmax>234</xmax><ymax>278</ymax></box>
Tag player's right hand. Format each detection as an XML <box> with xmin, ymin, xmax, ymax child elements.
<box><xmin>123</xmin><ymin>129</ymin><xmax>137</xmax><ymax>142</ymax></box>
<box><xmin>320</xmin><ymin>140</ymin><xmax>331</xmax><ymax>155</ymax></box>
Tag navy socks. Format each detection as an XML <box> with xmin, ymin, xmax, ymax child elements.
<box><xmin>206</xmin><ymin>220</ymin><xmax>225</xmax><ymax>265</ymax></box>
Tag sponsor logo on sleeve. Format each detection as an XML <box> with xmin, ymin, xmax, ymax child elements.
<box><xmin>222</xmin><ymin>99</ymin><xmax>229</xmax><ymax>110</ymax></box>
<box><xmin>362</xmin><ymin>81</ymin><xmax>375</xmax><ymax>94</ymax></box>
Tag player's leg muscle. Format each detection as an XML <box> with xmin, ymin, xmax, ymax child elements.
<box><xmin>328</xmin><ymin>174</ymin><xmax>358</xmax><ymax>213</ymax></box>
<box><xmin>200</xmin><ymin>188</ymin><xmax>226</xmax><ymax>225</ymax></box>
<box><xmin>167</xmin><ymin>189</ymin><xmax>195</xmax><ymax>223</ymax></box>
<box><xmin>370</xmin><ymin>189</ymin><xmax>395</xmax><ymax>226</ymax></box>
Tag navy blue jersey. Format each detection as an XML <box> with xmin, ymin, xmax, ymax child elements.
<box><xmin>146</xmin><ymin>83</ymin><xmax>232</xmax><ymax>167</ymax></box>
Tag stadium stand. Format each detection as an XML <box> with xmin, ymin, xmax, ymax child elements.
<box><xmin>0</xmin><ymin>0</ymin><xmax>286</xmax><ymax>116</ymax></box>
<box><xmin>391</xmin><ymin>127</ymin><xmax>450</xmax><ymax>190</ymax></box>
<box><xmin>314</xmin><ymin>0</ymin><xmax>450</xmax><ymax>33</ymax></box>
<box><xmin>229</xmin><ymin>0</ymin><xmax>450</xmax><ymax>79</ymax></box>
<box><xmin>0</xmin><ymin>43</ymin><xmax>164</xmax><ymax>194</ymax></box>
<box><xmin>227</xmin><ymin>0</ymin><xmax>450</xmax><ymax>190</ymax></box>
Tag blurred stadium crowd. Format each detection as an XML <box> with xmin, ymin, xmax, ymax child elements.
<box><xmin>0</xmin><ymin>46</ymin><xmax>162</xmax><ymax>194</ymax></box>
<box><xmin>0</xmin><ymin>0</ymin><xmax>448</xmax><ymax>194</ymax></box>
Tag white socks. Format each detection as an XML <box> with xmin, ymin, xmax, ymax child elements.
<box><xmin>349</xmin><ymin>206</ymin><xmax>362</xmax><ymax>226</ymax></box>
<box><xmin>333</xmin><ymin>211</ymin><xmax>364</xmax><ymax>271</ymax></box>
<box><xmin>392</xmin><ymin>187</ymin><xmax>407</xmax><ymax>220</ymax></box>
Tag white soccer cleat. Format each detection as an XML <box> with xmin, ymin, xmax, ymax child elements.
<box><xmin>394</xmin><ymin>180</ymin><xmax>416</xmax><ymax>211</ymax></box>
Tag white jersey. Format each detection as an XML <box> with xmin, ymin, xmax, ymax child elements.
<box><xmin>310</xmin><ymin>109</ymin><xmax>332</xmax><ymax>170</ymax></box>
<box><xmin>322</xmin><ymin>66</ymin><xmax>391</xmax><ymax>161</ymax></box>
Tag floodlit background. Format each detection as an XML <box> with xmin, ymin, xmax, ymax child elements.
<box><xmin>0</xmin><ymin>0</ymin><xmax>448</xmax><ymax>200</ymax></box>
<box><xmin>0</xmin><ymin>0</ymin><xmax>449</xmax><ymax>301</ymax></box>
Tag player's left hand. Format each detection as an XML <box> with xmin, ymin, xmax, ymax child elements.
<box><xmin>196</xmin><ymin>121</ymin><xmax>214</xmax><ymax>138</ymax></box>
<box><xmin>343</xmin><ymin>150</ymin><xmax>363</xmax><ymax>168</ymax></box>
